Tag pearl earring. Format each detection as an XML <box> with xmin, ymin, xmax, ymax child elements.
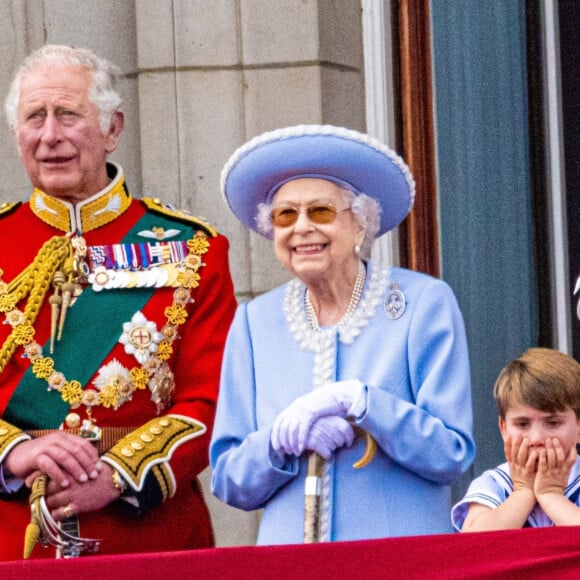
<box><xmin>354</xmin><ymin>245</ymin><xmax>361</xmax><ymax>255</ymax></box>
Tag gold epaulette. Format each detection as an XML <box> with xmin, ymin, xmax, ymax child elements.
<box><xmin>101</xmin><ymin>415</ymin><xmax>206</xmax><ymax>496</ymax></box>
<box><xmin>141</xmin><ymin>197</ymin><xmax>218</xmax><ymax>237</ymax></box>
<box><xmin>0</xmin><ymin>201</ymin><xmax>21</xmax><ymax>218</ymax></box>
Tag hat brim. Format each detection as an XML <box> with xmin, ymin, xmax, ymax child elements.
<box><xmin>221</xmin><ymin>125</ymin><xmax>415</xmax><ymax>237</ymax></box>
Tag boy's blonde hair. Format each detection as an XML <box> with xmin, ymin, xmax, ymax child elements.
<box><xmin>494</xmin><ymin>347</ymin><xmax>580</xmax><ymax>418</ymax></box>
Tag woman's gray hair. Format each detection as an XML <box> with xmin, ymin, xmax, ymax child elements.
<box><xmin>255</xmin><ymin>183</ymin><xmax>381</xmax><ymax>258</ymax></box>
<box><xmin>4</xmin><ymin>44</ymin><xmax>122</xmax><ymax>133</ymax></box>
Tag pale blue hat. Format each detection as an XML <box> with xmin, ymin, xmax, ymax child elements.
<box><xmin>221</xmin><ymin>125</ymin><xmax>415</xmax><ymax>237</ymax></box>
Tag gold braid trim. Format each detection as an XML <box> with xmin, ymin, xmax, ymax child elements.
<box><xmin>0</xmin><ymin>236</ymin><xmax>71</xmax><ymax>373</ymax></box>
<box><xmin>0</xmin><ymin>418</ymin><xmax>31</xmax><ymax>460</ymax></box>
<box><xmin>151</xmin><ymin>463</ymin><xmax>175</xmax><ymax>500</ymax></box>
<box><xmin>101</xmin><ymin>414</ymin><xmax>205</xmax><ymax>492</ymax></box>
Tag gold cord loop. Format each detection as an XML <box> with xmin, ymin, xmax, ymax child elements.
<box><xmin>0</xmin><ymin>236</ymin><xmax>71</xmax><ymax>373</ymax></box>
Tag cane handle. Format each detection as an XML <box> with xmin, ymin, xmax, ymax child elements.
<box><xmin>353</xmin><ymin>431</ymin><xmax>377</xmax><ymax>469</ymax></box>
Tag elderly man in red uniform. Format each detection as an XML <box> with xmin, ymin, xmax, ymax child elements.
<box><xmin>0</xmin><ymin>45</ymin><xmax>237</xmax><ymax>560</ymax></box>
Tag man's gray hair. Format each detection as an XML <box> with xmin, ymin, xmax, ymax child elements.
<box><xmin>4</xmin><ymin>44</ymin><xmax>122</xmax><ymax>133</ymax></box>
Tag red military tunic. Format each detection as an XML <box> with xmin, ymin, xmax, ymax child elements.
<box><xmin>0</xmin><ymin>164</ymin><xmax>237</xmax><ymax>560</ymax></box>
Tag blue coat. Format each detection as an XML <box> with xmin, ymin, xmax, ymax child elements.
<box><xmin>210</xmin><ymin>262</ymin><xmax>475</xmax><ymax>543</ymax></box>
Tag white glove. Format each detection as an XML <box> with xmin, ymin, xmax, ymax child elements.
<box><xmin>304</xmin><ymin>416</ymin><xmax>356</xmax><ymax>459</ymax></box>
<box><xmin>270</xmin><ymin>379</ymin><xmax>365</xmax><ymax>457</ymax></box>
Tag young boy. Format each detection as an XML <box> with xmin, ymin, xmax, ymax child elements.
<box><xmin>452</xmin><ymin>347</ymin><xmax>580</xmax><ymax>531</ymax></box>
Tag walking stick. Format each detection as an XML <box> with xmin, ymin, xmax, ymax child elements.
<box><xmin>303</xmin><ymin>451</ymin><xmax>325</xmax><ymax>543</ymax></box>
<box><xmin>303</xmin><ymin>430</ymin><xmax>376</xmax><ymax>543</ymax></box>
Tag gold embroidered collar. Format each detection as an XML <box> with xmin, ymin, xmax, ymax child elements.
<box><xmin>29</xmin><ymin>163</ymin><xmax>132</xmax><ymax>233</ymax></box>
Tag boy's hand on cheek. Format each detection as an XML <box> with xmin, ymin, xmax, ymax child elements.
<box><xmin>505</xmin><ymin>435</ymin><xmax>537</xmax><ymax>491</ymax></box>
<box><xmin>534</xmin><ymin>438</ymin><xmax>575</xmax><ymax>497</ymax></box>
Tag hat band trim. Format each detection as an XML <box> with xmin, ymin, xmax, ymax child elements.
<box><xmin>266</xmin><ymin>174</ymin><xmax>360</xmax><ymax>205</ymax></box>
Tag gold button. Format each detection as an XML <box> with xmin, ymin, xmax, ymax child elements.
<box><xmin>159</xmin><ymin>419</ymin><xmax>170</xmax><ymax>427</ymax></box>
<box><xmin>0</xmin><ymin>428</ymin><xmax>8</xmax><ymax>436</ymax></box>
<box><xmin>149</xmin><ymin>425</ymin><xmax>162</xmax><ymax>435</ymax></box>
<box><xmin>65</xmin><ymin>413</ymin><xmax>81</xmax><ymax>429</ymax></box>
<box><xmin>140</xmin><ymin>433</ymin><xmax>153</xmax><ymax>443</ymax></box>
<box><xmin>121</xmin><ymin>447</ymin><xmax>134</xmax><ymax>457</ymax></box>
<box><xmin>131</xmin><ymin>441</ymin><xmax>144</xmax><ymax>450</ymax></box>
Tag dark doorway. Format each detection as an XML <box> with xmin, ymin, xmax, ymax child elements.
<box><xmin>558</xmin><ymin>0</ymin><xmax>580</xmax><ymax>360</ymax></box>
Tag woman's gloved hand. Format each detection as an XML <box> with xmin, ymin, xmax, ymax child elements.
<box><xmin>304</xmin><ymin>415</ymin><xmax>356</xmax><ymax>459</ymax></box>
<box><xmin>271</xmin><ymin>380</ymin><xmax>366</xmax><ymax>456</ymax></box>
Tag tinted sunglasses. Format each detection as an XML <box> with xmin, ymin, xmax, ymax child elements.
<box><xmin>269</xmin><ymin>203</ymin><xmax>351</xmax><ymax>228</ymax></box>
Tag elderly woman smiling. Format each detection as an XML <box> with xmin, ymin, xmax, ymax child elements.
<box><xmin>210</xmin><ymin>125</ymin><xmax>476</xmax><ymax>543</ymax></box>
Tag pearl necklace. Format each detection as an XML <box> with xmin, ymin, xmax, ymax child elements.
<box><xmin>305</xmin><ymin>261</ymin><xmax>366</xmax><ymax>331</ymax></box>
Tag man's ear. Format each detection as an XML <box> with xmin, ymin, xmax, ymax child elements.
<box><xmin>104</xmin><ymin>110</ymin><xmax>125</xmax><ymax>154</ymax></box>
